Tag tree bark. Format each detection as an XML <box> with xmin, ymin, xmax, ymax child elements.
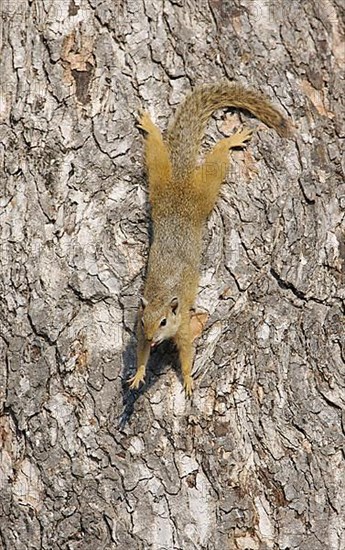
<box><xmin>0</xmin><ymin>1</ymin><xmax>344</xmax><ymax>549</ymax></box>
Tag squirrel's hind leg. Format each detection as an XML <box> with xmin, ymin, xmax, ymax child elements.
<box><xmin>226</xmin><ymin>127</ymin><xmax>253</xmax><ymax>148</ymax></box>
<box><xmin>193</xmin><ymin>127</ymin><xmax>252</xmax><ymax>215</ymax></box>
<box><xmin>137</xmin><ymin>111</ymin><xmax>172</xmax><ymax>202</ymax></box>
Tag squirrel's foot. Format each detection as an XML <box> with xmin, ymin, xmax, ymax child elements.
<box><xmin>137</xmin><ymin>111</ymin><xmax>156</xmax><ymax>134</ymax></box>
<box><xmin>183</xmin><ymin>375</ymin><xmax>194</xmax><ymax>398</ymax></box>
<box><xmin>227</xmin><ymin>127</ymin><xmax>253</xmax><ymax>148</ymax></box>
<box><xmin>128</xmin><ymin>365</ymin><xmax>146</xmax><ymax>390</ymax></box>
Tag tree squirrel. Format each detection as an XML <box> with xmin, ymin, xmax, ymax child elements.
<box><xmin>128</xmin><ymin>82</ymin><xmax>290</xmax><ymax>396</ymax></box>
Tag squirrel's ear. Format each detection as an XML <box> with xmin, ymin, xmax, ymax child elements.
<box><xmin>170</xmin><ymin>297</ymin><xmax>179</xmax><ymax>314</ymax></box>
<box><xmin>140</xmin><ymin>297</ymin><xmax>148</xmax><ymax>309</ymax></box>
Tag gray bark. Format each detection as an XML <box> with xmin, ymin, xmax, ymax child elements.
<box><xmin>0</xmin><ymin>1</ymin><xmax>344</xmax><ymax>549</ymax></box>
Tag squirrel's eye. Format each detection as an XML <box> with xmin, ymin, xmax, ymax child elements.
<box><xmin>160</xmin><ymin>318</ymin><xmax>167</xmax><ymax>327</ymax></box>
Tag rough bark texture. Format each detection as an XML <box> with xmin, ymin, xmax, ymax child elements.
<box><xmin>0</xmin><ymin>1</ymin><xmax>344</xmax><ymax>549</ymax></box>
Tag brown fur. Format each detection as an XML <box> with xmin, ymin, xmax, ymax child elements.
<box><xmin>128</xmin><ymin>82</ymin><xmax>290</xmax><ymax>396</ymax></box>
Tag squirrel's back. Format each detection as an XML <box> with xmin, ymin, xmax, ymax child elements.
<box><xmin>167</xmin><ymin>81</ymin><xmax>291</xmax><ymax>179</ymax></box>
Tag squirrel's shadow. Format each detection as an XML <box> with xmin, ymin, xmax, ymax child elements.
<box><xmin>119</xmin><ymin>318</ymin><xmax>179</xmax><ymax>429</ymax></box>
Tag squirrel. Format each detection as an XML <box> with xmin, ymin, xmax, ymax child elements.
<box><xmin>128</xmin><ymin>81</ymin><xmax>291</xmax><ymax>396</ymax></box>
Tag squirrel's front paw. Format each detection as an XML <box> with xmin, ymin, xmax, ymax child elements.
<box><xmin>128</xmin><ymin>365</ymin><xmax>146</xmax><ymax>390</ymax></box>
<box><xmin>183</xmin><ymin>376</ymin><xmax>194</xmax><ymax>398</ymax></box>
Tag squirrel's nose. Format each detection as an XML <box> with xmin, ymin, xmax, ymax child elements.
<box><xmin>146</xmin><ymin>334</ymin><xmax>156</xmax><ymax>347</ymax></box>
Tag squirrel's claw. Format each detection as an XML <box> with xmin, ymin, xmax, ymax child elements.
<box><xmin>137</xmin><ymin>111</ymin><xmax>154</xmax><ymax>133</ymax></box>
<box><xmin>127</xmin><ymin>374</ymin><xmax>145</xmax><ymax>390</ymax></box>
<box><xmin>238</xmin><ymin>127</ymin><xmax>253</xmax><ymax>142</ymax></box>
<box><xmin>127</xmin><ymin>365</ymin><xmax>146</xmax><ymax>390</ymax></box>
<box><xmin>183</xmin><ymin>376</ymin><xmax>194</xmax><ymax>398</ymax></box>
<box><xmin>227</xmin><ymin>127</ymin><xmax>253</xmax><ymax>148</ymax></box>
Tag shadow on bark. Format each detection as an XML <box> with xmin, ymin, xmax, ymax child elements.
<box><xmin>119</xmin><ymin>320</ymin><xmax>179</xmax><ymax>428</ymax></box>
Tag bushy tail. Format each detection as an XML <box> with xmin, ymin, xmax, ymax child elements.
<box><xmin>166</xmin><ymin>81</ymin><xmax>291</xmax><ymax>179</ymax></box>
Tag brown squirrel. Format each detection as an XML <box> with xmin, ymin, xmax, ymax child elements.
<box><xmin>128</xmin><ymin>82</ymin><xmax>290</xmax><ymax>396</ymax></box>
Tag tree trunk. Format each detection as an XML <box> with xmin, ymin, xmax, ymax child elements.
<box><xmin>1</xmin><ymin>1</ymin><xmax>344</xmax><ymax>549</ymax></box>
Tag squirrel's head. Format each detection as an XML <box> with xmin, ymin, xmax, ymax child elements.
<box><xmin>140</xmin><ymin>296</ymin><xmax>181</xmax><ymax>347</ymax></box>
